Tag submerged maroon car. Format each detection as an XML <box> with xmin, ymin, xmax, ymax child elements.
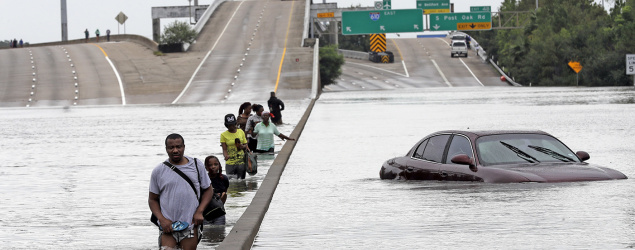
<box><xmin>380</xmin><ymin>130</ymin><xmax>627</xmax><ymax>183</ymax></box>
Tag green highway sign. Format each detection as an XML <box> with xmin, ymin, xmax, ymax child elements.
<box><xmin>342</xmin><ymin>9</ymin><xmax>424</xmax><ymax>35</ymax></box>
<box><xmin>416</xmin><ymin>0</ymin><xmax>450</xmax><ymax>14</ymax></box>
<box><xmin>383</xmin><ymin>0</ymin><xmax>392</xmax><ymax>9</ymax></box>
<box><xmin>470</xmin><ymin>6</ymin><xmax>491</xmax><ymax>12</ymax></box>
<box><xmin>430</xmin><ymin>12</ymin><xmax>492</xmax><ymax>31</ymax></box>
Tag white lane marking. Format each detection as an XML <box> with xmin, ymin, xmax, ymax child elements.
<box><xmin>345</xmin><ymin>62</ymin><xmax>408</xmax><ymax>77</ymax></box>
<box><xmin>104</xmin><ymin>57</ymin><xmax>126</xmax><ymax>105</ymax></box>
<box><xmin>431</xmin><ymin>59</ymin><xmax>452</xmax><ymax>87</ymax></box>
<box><xmin>459</xmin><ymin>58</ymin><xmax>484</xmax><ymax>86</ymax></box>
<box><xmin>438</xmin><ymin>37</ymin><xmax>450</xmax><ymax>46</ymax></box>
<box><xmin>401</xmin><ymin>60</ymin><xmax>410</xmax><ymax>77</ymax></box>
<box><xmin>172</xmin><ymin>0</ymin><xmax>245</xmax><ymax>104</ymax></box>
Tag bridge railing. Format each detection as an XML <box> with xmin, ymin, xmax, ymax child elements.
<box><xmin>187</xmin><ymin>0</ymin><xmax>227</xmax><ymax>51</ymax></box>
<box><xmin>301</xmin><ymin>0</ymin><xmax>311</xmax><ymax>47</ymax></box>
<box><xmin>466</xmin><ymin>34</ymin><xmax>522</xmax><ymax>87</ymax></box>
<box><xmin>337</xmin><ymin>49</ymin><xmax>369</xmax><ymax>60</ymax></box>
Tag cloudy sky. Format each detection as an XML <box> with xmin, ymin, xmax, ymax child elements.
<box><xmin>1</xmin><ymin>0</ymin><xmax>611</xmax><ymax>44</ymax></box>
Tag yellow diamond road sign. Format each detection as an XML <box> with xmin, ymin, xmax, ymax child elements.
<box><xmin>568</xmin><ymin>61</ymin><xmax>582</xmax><ymax>73</ymax></box>
<box><xmin>115</xmin><ymin>12</ymin><xmax>128</xmax><ymax>25</ymax></box>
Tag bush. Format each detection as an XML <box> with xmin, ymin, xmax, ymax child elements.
<box><xmin>319</xmin><ymin>45</ymin><xmax>344</xmax><ymax>87</ymax></box>
<box><xmin>160</xmin><ymin>20</ymin><xmax>198</xmax><ymax>45</ymax></box>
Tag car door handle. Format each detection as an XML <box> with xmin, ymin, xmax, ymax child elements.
<box><xmin>439</xmin><ymin>171</ymin><xmax>448</xmax><ymax>178</ymax></box>
<box><xmin>406</xmin><ymin>166</ymin><xmax>414</xmax><ymax>171</ymax></box>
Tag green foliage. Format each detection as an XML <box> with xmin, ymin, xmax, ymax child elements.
<box><xmin>160</xmin><ymin>21</ymin><xmax>198</xmax><ymax>45</ymax></box>
<box><xmin>473</xmin><ymin>0</ymin><xmax>635</xmax><ymax>86</ymax></box>
<box><xmin>337</xmin><ymin>35</ymin><xmax>371</xmax><ymax>52</ymax></box>
<box><xmin>319</xmin><ymin>45</ymin><xmax>345</xmax><ymax>87</ymax></box>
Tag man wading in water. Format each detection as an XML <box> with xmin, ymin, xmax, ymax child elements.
<box><xmin>149</xmin><ymin>133</ymin><xmax>213</xmax><ymax>250</ymax></box>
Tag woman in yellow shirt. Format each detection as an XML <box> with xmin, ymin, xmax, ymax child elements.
<box><xmin>220</xmin><ymin>114</ymin><xmax>250</xmax><ymax>179</ymax></box>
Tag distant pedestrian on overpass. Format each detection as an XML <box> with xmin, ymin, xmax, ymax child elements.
<box><xmin>106</xmin><ymin>29</ymin><xmax>111</xmax><ymax>41</ymax></box>
<box><xmin>84</xmin><ymin>29</ymin><xmax>89</xmax><ymax>43</ymax></box>
<box><xmin>95</xmin><ymin>29</ymin><xmax>100</xmax><ymax>42</ymax></box>
<box><xmin>267</xmin><ymin>92</ymin><xmax>285</xmax><ymax>125</ymax></box>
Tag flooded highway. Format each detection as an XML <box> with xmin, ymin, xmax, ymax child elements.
<box><xmin>1</xmin><ymin>86</ymin><xmax>634</xmax><ymax>249</ymax></box>
<box><xmin>254</xmin><ymin>87</ymin><xmax>635</xmax><ymax>249</ymax></box>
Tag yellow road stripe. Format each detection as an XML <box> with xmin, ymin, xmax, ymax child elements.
<box><xmin>391</xmin><ymin>39</ymin><xmax>404</xmax><ymax>62</ymax></box>
<box><xmin>90</xmin><ymin>43</ymin><xmax>109</xmax><ymax>57</ymax></box>
<box><xmin>274</xmin><ymin>0</ymin><xmax>295</xmax><ymax>93</ymax></box>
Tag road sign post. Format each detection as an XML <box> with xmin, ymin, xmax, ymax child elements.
<box><xmin>430</xmin><ymin>12</ymin><xmax>492</xmax><ymax>31</ymax></box>
<box><xmin>568</xmin><ymin>61</ymin><xmax>583</xmax><ymax>86</ymax></box>
<box><xmin>342</xmin><ymin>9</ymin><xmax>424</xmax><ymax>35</ymax></box>
<box><xmin>627</xmin><ymin>54</ymin><xmax>635</xmax><ymax>86</ymax></box>
<box><xmin>115</xmin><ymin>11</ymin><xmax>128</xmax><ymax>34</ymax></box>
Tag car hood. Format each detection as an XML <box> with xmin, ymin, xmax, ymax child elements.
<box><xmin>487</xmin><ymin>162</ymin><xmax>627</xmax><ymax>182</ymax></box>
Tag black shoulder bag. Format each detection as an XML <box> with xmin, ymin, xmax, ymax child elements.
<box><xmin>150</xmin><ymin>159</ymin><xmax>226</xmax><ymax>226</ymax></box>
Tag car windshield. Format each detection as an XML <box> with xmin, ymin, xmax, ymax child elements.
<box><xmin>476</xmin><ymin>133</ymin><xmax>580</xmax><ymax>166</ymax></box>
<box><xmin>453</xmin><ymin>42</ymin><xmax>466</xmax><ymax>47</ymax></box>
<box><xmin>452</xmin><ymin>35</ymin><xmax>465</xmax><ymax>40</ymax></box>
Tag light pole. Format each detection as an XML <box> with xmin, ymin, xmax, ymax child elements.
<box><xmin>61</xmin><ymin>0</ymin><xmax>68</xmax><ymax>41</ymax></box>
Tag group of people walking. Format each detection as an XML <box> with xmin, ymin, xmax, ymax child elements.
<box><xmin>8</xmin><ymin>39</ymin><xmax>23</xmax><ymax>48</ymax></box>
<box><xmin>84</xmin><ymin>28</ymin><xmax>110</xmax><ymax>43</ymax></box>
<box><xmin>222</xmin><ymin>92</ymin><xmax>294</xmax><ymax>179</ymax></box>
<box><xmin>148</xmin><ymin>91</ymin><xmax>293</xmax><ymax>249</ymax></box>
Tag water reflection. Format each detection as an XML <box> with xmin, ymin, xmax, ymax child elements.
<box><xmin>227</xmin><ymin>179</ymin><xmax>260</xmax><ymax>195</ymax></box>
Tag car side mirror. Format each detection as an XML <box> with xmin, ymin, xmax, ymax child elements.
<box><xmin>576</xmin><ymin>151</ymin><xmax>590</xmax><ymax>162</ymax></box>
<box><xmin>451</xmin><ymin>154</ymin><xmax>477</xmax><ymax>172</ymax></box>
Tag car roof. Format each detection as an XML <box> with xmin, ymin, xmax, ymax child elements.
<box><xmin>432</xmin><ymin>130</ymin><xmax>550</xmax><ymax>138</ymax></box>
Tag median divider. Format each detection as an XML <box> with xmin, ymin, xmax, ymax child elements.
<box><xmin>216</xmin><ymin>39</ymin><xmax>321</xmax><ymax>250</ymax></box>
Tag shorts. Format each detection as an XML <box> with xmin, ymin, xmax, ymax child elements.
<box><xmin>158</xmin><ymin>225</ymin><xmax>202</xmax><ymax>247</ymax></box>
<box><xmin>226</xmin><ymin>163</ymin><xmax>246</xmax><ymax>179</ymax></box>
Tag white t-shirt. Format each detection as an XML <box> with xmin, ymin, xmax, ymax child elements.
<box><xmin>149</xmin><ymin>156</ymin><xmax>211</xmax><ymax>229</ymax></box>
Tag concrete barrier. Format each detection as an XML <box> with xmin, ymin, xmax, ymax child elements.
<box><xmin>216</xmin><ymin>39</ymin><xmax>321</xmax><ymax>250</ymax></box>
<box><xmin>338</xmin><ymin>49</ymin><xmax>369</xmax><ymax>60</ymax></box>
<box><xmin>301</xmin><ymin>0</ymin><xmax>310</xmax><ymax>47</ymax></box>
<box><xmin>466</xmin><ymin>35</ymin><xmax>522</xmax><ymax>87</ymax></box>
<box><xmin>15</xmin><ymin>34</ymin><xmax>159</xmax><ymax>51</ymax></box>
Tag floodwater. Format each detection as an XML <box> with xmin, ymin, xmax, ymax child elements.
<box><xmin>1</xmin><ymin>87</ymin><xmax>635</xmax><ymax>249</ymax></box>
<box><xmin>0</xmin><ymin>100</ymin><xmax>309</xmax><ymax>249</ymax></box>
<box><xmin>254</xmin><ymin>87</ymin><xmax>635</xmax><ymax>249</ymax></box>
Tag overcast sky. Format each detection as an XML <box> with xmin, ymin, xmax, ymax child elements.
<box><xmin>1</xmin><ymin>0</ymin><xmax>610</xmax><ymax>44</ymax></box>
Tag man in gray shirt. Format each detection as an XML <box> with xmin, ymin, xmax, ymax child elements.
<box><xmin>149</xmin><ymin>133</ymin><xmax>213</xmax><ymax>249</ymax></box>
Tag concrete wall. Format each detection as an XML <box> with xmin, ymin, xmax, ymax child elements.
<box><xmin>16</xmin><ymin>34</ymin><xmax>159</xmax><ymax>51</ymax></box>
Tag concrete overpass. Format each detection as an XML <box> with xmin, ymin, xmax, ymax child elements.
<box><xmin>0</xmin><ymin>0</ymin><xmax>508</xmax><ymax>108</ymax></box>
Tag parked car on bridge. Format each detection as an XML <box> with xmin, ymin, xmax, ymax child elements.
<box><xmin>450</xmin><ymin>41</ymin><xmax>468</xmax><ymax>58</ymax></box>
<box><xmin>379</xmin><ymin>130</ymin><xmax>627</xmax><ymax>183</ymax></box>
<box><xmin>450</xmin><ymin>33</ymin><xmax>466</xmax><ymax>42</ymax></box>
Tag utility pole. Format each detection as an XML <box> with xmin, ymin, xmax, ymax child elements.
<box><xmin>61</xmin><ymin>0</ymin><xmax>68</xmax><ymax>41</ymax></box>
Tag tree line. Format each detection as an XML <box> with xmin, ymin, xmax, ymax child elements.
<box><xmin>472</xmin><ymin>0</ymin><xmax>635</xmax><ymax>86</ymax></box>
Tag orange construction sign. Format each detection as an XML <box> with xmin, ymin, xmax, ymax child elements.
<box><xmin>568</xmin><ymin>61</ymin><xmax>582</xmax><ymax>73</ymax></box>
